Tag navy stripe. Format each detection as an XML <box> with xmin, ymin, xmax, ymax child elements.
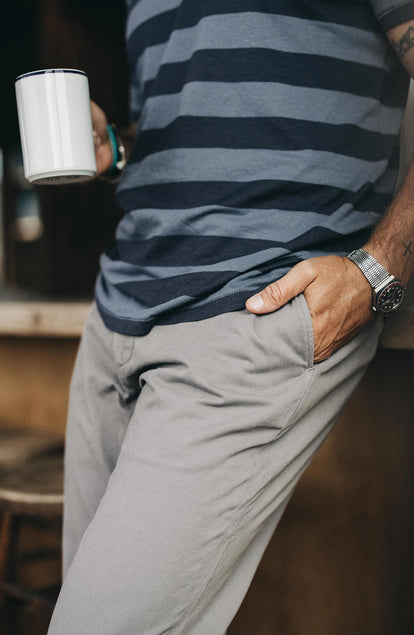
<box><xmin>142</xmin><ymin>49</ymin><xmax>406</xmax><ymax>109</ymax></box>
<box><xmin>249</xmin><ymin>229</ymin><xmax>373</xmax><ymax>277</ymax></box>
<box><xmin>131</xmin><ymin>116</ymin><xmax>396</xmax><ymax>164</ymax></box>
<box><xmin>281</xmin><ymin>225</ymin><xmax>372</xmax><ymax>255</ymax></box>
<box><xmin>128</xmin><ymin>0</ymin><xmax>378</xmax><ymax>66</ymax></box>
<box><xmin>255</xmin><ymin>229</ymin><xmax>372</xmax><ymax>276</ymax></box>
<box><xmin>376</xmin><ymin>2</ymin><xmax>414</xmax><ymax>30</ymax></box>
<box><xmin>117</xmin><ymin>270</ymin><xmax>239</xmax><ymax>306</ymax></box>
<box><xmin>116</xmin><ymin>180</ymin><xmax>390</xmax><ymax>216</ymax></box>
<box><xmin>111</xmin><ymin>224</ymin><xmax>373</xmax><ymax>269</ymax></box>
<box><xmin>113</xmin><ymin>235</ymin><xmax>278</xmax><ymax>267</ymax></box>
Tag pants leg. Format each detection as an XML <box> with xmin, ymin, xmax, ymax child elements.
<box><xmin>62</xmin><ymin>305</ymin><xmax>139</xmax><ymax>575</ymax></box>
<box><xmin>50</xmin><ymin>297</ymin><xmax>383</xmax><ymax>635</ymax></box>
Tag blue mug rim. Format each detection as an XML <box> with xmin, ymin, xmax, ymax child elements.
<box><xmin>15</xmin><ymin>69</ymin><xmax>86</xmax><ymax>83</ymax></box>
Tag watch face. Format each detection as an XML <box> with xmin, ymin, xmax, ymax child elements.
<box><xmin>376</xmin><ymin>281</ymin><xmax>406</xmax><ymax>313</ymax></box>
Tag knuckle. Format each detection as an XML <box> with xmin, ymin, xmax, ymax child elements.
<box><xmin>264</xmin><ymin>282</ymin><xmax>283</xmax><ymax>305</ymax></box>
<box><xmin>300</xmin><ymin>259</ymin><xmax>316</xmax><ymax>277</ymax></box>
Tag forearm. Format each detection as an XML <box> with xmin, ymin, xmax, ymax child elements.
<box><xmin>363</xmin><ymin>158</ymin><xmax>414</xmax><ymax>285</ymax></box>
<box><xmin>368</xmin><ymin>19</ymin><xmax>414</xmax><ymax>284</ymax></box>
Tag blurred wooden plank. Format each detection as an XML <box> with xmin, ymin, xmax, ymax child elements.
<box><xmin>0</xmin><ymin>302</ymin><xmax>91</xmax><ymax>337</ymax></box>
<box><xmin>0</xmin><ymin>299</ymin><xmax>412</xmax><ymax>348</ymax></box>
<box><xmin>0</xmin><ymin>337</ymin><xmax>78</xmax><ymax>435</ymax></box>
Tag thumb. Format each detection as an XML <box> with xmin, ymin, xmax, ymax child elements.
<box><xmin>245</xmin><ymin>262</ymin><xmax>314</xmax><ymax>314</ymax></box>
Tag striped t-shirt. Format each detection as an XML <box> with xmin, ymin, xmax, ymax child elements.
<box><xmin>96</xmin><ymin>0</ymin><xmax>414</xmax><ymax>335</ymax></box>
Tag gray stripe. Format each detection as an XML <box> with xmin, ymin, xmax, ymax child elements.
<box><xmin>136</xmin><ymin>12</ymin><xmax>392</xmax><ymax>84</ymax></box>
<box><xmin>118</xmin><ymin>148</ymin><xmax>388</xmax><ymax>193</ymax></box>
<box><xmin>130</xmin><ymin>82</ymin><xmax>143</xmax><ymax>118</ymax></box>
<box><xmin>127</xmin><ymin>0</ymin><xmax>182</xmax><ymax>38</ymax></box>
<box><xmin>139</xmin><ymin>82</ymin><xmax>403</xmax><ymax>135</ymax></box>
<box><xmin>116</xmin><ymin>205</ymin><xmax>381</xmax><ymax>242</ymax></box>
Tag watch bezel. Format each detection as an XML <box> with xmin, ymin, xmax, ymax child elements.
<box><xmin>374</xmin><ymin>280</ymin><xmax>407</xmax><ymax>314</ymax></box>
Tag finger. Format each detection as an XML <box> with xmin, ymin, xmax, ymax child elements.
<box><xmin>90</xmin><ymin>100</ymin><xmax>108</xmax><ymax>137</ymax></box>
<box><xmin>95</xmin><ymin>142</ymin><xmax>114</xmax><ymax>175</ymax></box>
<box><xmin>93</xmin><ymin>130</ymin><xmax>103</xmax><ymax>149</ymax></box>
<box><xmin>245</xmin><ymin>261</ymin><xmax>316</xmax><ymax>314</ymax></box>
<box><xmin>93</xmin><ymin>126</ymin><xmax>112</xmax><ymax>174</ymax></box>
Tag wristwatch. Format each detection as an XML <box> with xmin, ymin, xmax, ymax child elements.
<box><xmin>347</xmin><ymin>248</ymin><xmax>407</xmax><ymax>314</ymax></box>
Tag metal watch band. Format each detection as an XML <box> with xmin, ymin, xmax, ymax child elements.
<box><xmin>347</xmin><ymin>248</ymin><xmax>391</xmax><ymax>289</ymax></box>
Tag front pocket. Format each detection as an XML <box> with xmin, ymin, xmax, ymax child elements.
<box><xmin>296</xmin><ymin>293</ymin><xmax>315</xmax><ymax>369</ymax></box>
<box><xmin>246</xmin><ymin>295</ymin><xmax>317</xmax><ymax>434</ymax></box>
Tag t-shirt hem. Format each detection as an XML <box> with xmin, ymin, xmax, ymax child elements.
<box><xmin>95</xmin><ymin>289</ymin><xmax>264</xmax><ymax>336</ymax></box>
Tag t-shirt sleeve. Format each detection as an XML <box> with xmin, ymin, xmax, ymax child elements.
<box><xmin>370</xmin><ymin>0</ymin><xmax>414</xmax><ymax>30</ymax></box>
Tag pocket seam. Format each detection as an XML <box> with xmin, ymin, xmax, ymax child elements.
<box><xmin>296</xmin><ymin>294</ymin><xmax>315</xmax><ymax>370</ymax></box>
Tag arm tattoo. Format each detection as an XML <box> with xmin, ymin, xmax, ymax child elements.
<box><xmin>403</xmin><ymin>241</ymin><xmax>413</xmax><ymax>257</ymax></box>
<box><xmin>391</xmin><ymin>26</ymin><xmax>414</xmax><ymax>60</ymax></box>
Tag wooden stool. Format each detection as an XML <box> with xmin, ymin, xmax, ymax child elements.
<box><xmin>0</xmin><ymin>429</ymin><xmax>64</xmax><ymax>635</ymax></box>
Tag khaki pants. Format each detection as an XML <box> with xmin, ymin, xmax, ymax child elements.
<box><xmin>49</xmin><ymin>298</ymin><xmax>382</xmax><ymax>635</ymax></box>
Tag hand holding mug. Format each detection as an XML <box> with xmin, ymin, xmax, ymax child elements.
<box><xmin>90</xmin><ymin>100</ymin><xmax>114</xmax><ymax>176</ymax></box>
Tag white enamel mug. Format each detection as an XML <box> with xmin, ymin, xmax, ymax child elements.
<box><xmin>15</xmin><ymin>69</ymin><xmax>97</xmax><ymax>184</ymax></box>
